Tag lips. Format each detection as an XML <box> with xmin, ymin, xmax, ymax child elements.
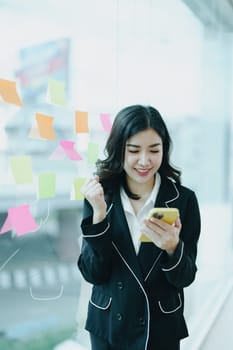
<box><xmin>136</xmin><ymin>169</ymin><xmax>151</xmax><ymax>177</ymax></box>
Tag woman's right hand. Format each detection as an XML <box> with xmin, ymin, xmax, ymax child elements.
<box><xmin>81</xmin><ymin>175</ymin><xmax>107</xmax><ymax>223</ymax></box>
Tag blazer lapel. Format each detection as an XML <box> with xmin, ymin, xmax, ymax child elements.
<box><xmin>138</xmin><ymin>243</ymin><xmax>163</xmax><ymax>280</ymax></box>
<box><xmin>155</xmin><ymin>176</ymin><xmax>180</xmax><ymax>208</ymax></box>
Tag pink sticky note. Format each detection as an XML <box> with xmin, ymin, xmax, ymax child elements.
<box><xmin>60</xmin><ymin>140</ymin><xmax>83</xmax><ymax>160</ymax></box>
<box><xmin>0</xmin><ymin>214</ymin><xmax>12</xmax><ymax>233</ymax></box>
<box><xmin>100</xmin><ymin>113</ymin><xmax>112</xmax><ymax>132</ymax></box>
<box><xmin>0</xmin><ymin>204</ymin><xmax>38</xmax><ymax>236</ymax></box>
<box><xmin>50</xmin><ymin>145</ymin><xmax>66</xmax><ymax>160</ymax></box>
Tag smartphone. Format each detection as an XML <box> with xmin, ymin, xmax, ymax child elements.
<box><xmin>139</xmin><ymin>207</ymin><xmax>179</xmax><ymax>242</ymax></box>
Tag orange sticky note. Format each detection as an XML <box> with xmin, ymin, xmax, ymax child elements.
<box><xmin>35</xmin><ymin>113</ymin><xmax>56</xmax><ymax>140</ymax></box>
<box><xmin>0</xmin><ymin>79</ymin><xmax>23</xmax><ymax>106</ymax></box>
<box><xmin>75</xmin><ymin>111</ymin><xmax>89</xmax><ymax>133</ymax></box>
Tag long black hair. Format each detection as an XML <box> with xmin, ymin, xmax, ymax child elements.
<box><xmin>96</xmin><ymin>105</ymin><xmax>181</xmax><ymax>199</ymax></box>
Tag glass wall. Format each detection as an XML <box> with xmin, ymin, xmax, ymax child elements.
<box><xmin>0</xmin><ymin>1</ymin><xmax>232</xmax><ymax>349</ymax></box>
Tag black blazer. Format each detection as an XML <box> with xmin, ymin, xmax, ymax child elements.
<box><xmin>78</xmin><ymin>177</ymin><xmax>201</xmax><ymax>349</ymax></box>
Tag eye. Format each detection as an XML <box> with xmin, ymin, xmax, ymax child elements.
<box><xmin>151</xmin><ymin>150</ymin><xmax>160</xmax><ymax>153</ymax></box>
<box><xmin>128</xmin><ymin>150</ymin><xmax>139</xmax><ymax>153</ymax></box>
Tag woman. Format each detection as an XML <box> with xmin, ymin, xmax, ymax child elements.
<box><xmin>78</xmin><ymin>105</ymin><xmax>201</xmax><ymax>350</ymax></box>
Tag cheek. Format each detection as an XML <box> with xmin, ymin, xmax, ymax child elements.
<box><xmin>153</xmin><ymin>154</ymin><xmax>163</xmax><ymax>166</ymax></box>
<box><xmin>124</xmin><ymin>154</ymin><xmax>136</xmax><ymax>167</ymax></box>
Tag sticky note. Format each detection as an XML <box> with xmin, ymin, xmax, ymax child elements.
<box><xmin>47</xmin><ymin>79</ymin><xmax>66</xmax><ymax>106</ymax></box>
<box><xmin>73</xmin><ymin>178</ymin><xmax>86</xmax><ymax>200</ymax></box>
<box><xmin>10</xmin><ymin>156</ymin><xmax>33</xmax><ymax>184</ymax></box>
<box><xmin>75</xmin><ymin>111</ymin><xmax>89</xmax><ymax>133</ymax></box>
<box><xmin>60</xmin><ymin>140</ymin><xmax>83</xmax><ymax>160</ymax></box>
<box><xmin>0</xmin><ymin>204</ymin><xmax>38</xmax><ymax>236</ymax></box>
<box><xmin>38</xmin><ymin>173</ymin><xmax>56</xmax><ymax>199</ymax></box>
<box><xmin>50</xmin><ymin>140</ymin><xmax>83</xmax><ymax>160</ymax></box>
<box><xmin>88</xmin><ymin>142</ymin><xmax>99</xmax><ymax>164</ymax></box>
<box><xmin>35</xmin><ymin>113</ymin><xmax>56</xmax><ymax>140</ymax></box>
<box><xmin>0</xmin><ymin>79</ymin><xmax>23</xmax><ymax>106</ymax></box>
<box><xmin>100</xmin><ymin>113</ymin><xmax>112</xmax><ymax>131</ymax></box>
<box><xmin>50</xmin><ymin>144</ymin><xmax>67</xmax><ymax>160</ymax></box>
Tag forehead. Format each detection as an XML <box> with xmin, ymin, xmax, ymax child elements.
<box><xmin>126</xmin><ymin>128</ymin><xmax>162</xmax><ymax>145</ymax></box>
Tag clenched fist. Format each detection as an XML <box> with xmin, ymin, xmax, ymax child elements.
<box><xmin>81</xmin><ymin>175</ymin><xmax>107</xmax><ymax>223</ymax></box>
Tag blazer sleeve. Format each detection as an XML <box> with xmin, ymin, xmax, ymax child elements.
<box><xmin>161</xmin><ymin>191</ymin><xmax>201</xmax><ymax>288</ymax></box>
<box><xmin>77</xmin><ymin>199</ymin><xmax>113</xmax><ymax>285</ymax></box>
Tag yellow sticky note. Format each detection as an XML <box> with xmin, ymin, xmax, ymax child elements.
<box><xmin>47</xmin><ymin>78</ymin><xmax>66</xmax><ymax>106</ymax></box>
<box><xmin>73</xmin><ymin>178</ymin><xmax>86</xmax><ymax>200</ymax></box>
<box><xmin>75</xmin><ymin>111</ymin><xmax>89</xmax><ymax>133</ymax></box>
<box><xmin>35</xmin><ymin>113</ymin><xmax>56</xmax><ymax>140</ymax></box>
<box><xmin>38</xmin><ymin>173</ymin><xmax>56</xmax><ymax>199</ymax></box>
<box><xmin>88</xmin><ymin>142</ymin><xmax>99</xmax><ymax>164</ymax></box>
<box><xmin>0</xmin><ymin>79</ymin><xmax>23</xmax><ymax>106</ymax></box>
<box><xmin>10</xmin><ymin>156</ymin><xmax>33</xmax><ymax>184</ymax></box>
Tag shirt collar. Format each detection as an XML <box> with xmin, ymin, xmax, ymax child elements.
<box><xmin>120</xmin><ymin>172</ymin><xmax>161</xmax><ymax>214</ymax></box>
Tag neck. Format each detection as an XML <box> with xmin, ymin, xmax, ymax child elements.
<box><xmin>126</xmin><ymin>175</ymin><xmax>156</xmax><ymax>198</ymax></box>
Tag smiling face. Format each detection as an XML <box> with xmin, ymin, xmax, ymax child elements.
<box><xmin>124</xmin><ymin>128</ymin><xmax>163</xmax><ymax>194</ymax></box>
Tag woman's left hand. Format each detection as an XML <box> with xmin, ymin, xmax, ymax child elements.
<box><xmin>140</xmin><ymin>217</ymin><xmax>182</xmax><ymax>255</ymax></box>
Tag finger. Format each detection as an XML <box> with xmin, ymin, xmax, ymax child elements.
<box><xmin>93</xmin><ymin>174</ymin><xmax>99</xmax><ymax>182</ymax></box>
<box><xmin>83</xmin><ymin>177</ymin><xmax>101</xmax><ymax>192</ymax></box>
<box><xmin>145</xmin><ymin>219</ymin><xmax>165</xmax><ymax>236</ymax></box>
<box><xmin>174</xmin><ymin>217</ymin><xmax>182</xmax><ymax>229</ymax></box>
<box><xmin>149</xmin><ymin>217</ymin><xmax>171</xmax><ymax>230</ymax></box>
<box><xmin>81</xmin><ymin>176</ymin><xmax>96</xmax><ymax>191</ymax></box>
<box><xmin>88</xmin><ymin>176</ymin><xmax>99</xmax><ymax>187</ymax></box>
<box><xmin>141</xmin><ymin>227</ymin><xmax>163</xmax><ymax>248</ymax></box>
<box><xmin>85</xmin><ymin>183</ymin><xmax>104</xmax><ymax>198</ymax></box>
<box><xmin>91</xmin><ymin>183</ymin><xmax>104</xmax><ymax>195</ymax></box>
<box><xmin>81</xmin><ymin>182</ymin><xmax>97</xmax><ymax>197</ymax></box>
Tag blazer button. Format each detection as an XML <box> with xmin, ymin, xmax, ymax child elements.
<box><xmin>139</xmin><ymin>317</ymin><xmax>145</xmax><ymax>325</ymax></box>
<box><xmin>116</xmin><ymin>313</ymin><xmax>123</xmax><ymax>321</ymax></box>
<box><xmin>117</xmin><ymin>281</ymin><xmax>124</xmax><ymax>290</ymax></box>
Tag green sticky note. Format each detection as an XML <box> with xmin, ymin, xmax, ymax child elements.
<box><xmin>73</xmin><ymin>178</ymin><xmax>86</xmax><ymax>200</ymax></box>
<box><xmin>88</xmin><ymin>142</ymin><xmax>99</xmax><ymax>164</ymax></box>
<box><xmin>38</xmin><ymin>173</ymin><xmax>56</xmax><ymax>199</ymax></box>
<box><xmin>10</xmin><ymin>156</ymin><xmax>33</xmax><ymax>184</ymax></box>
<box><xmin>48</xmin><ymin>78</ymin><xmax>66</xmax><ymax>106</ymax></box>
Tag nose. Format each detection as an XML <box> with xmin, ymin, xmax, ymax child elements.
<box><xmin>138</xmin><ymin>152</ymin><xmax>150</xmax><ymax>166</ymax></box>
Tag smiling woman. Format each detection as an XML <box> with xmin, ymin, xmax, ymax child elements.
<box><xmin>96</xmin><ymin>105</ymin><xmax>181</xmax><ymax>200</ymax></box>
<box><xmin>0</xmin><ymin>0</ymin><xmax>232</xmax><ymax>349</ymax></box>
<box><xmin>78</xmin><ymin>104</ymin><xmax>201</xmax><ymax>350</ymax></box>
<box><xmin>124</xmin><ymin>129</ymin><xmax>163</xmax><ymax>199</ymax></box>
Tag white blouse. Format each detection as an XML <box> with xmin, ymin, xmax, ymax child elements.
<box><xmin>120</xmin><ymin>173</ymin><xmax>161</xmax><ymax>254</ymax></box>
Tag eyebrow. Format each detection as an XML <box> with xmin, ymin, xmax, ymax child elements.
<box><xmin>126</xmin><ymin>143</ymin><xmax>162</xmax><ymax>148</ymax></box>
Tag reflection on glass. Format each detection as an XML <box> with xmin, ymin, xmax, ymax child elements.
<box><xmin>0</xmin><ymin>1</ymin><xmax>232</xmax><ymax>349</ymax></box>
